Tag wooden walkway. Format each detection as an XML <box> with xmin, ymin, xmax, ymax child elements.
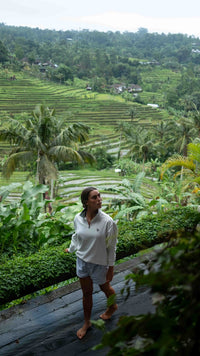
<box><xmin>0</xmin><ymin>254</ymin><xmax>155</xmax><ymax>356</ymax></box>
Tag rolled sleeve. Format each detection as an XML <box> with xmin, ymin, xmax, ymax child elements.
<box><xmin>68</xmin><ymin>232</ymin><xmax>78</xmax><ymax>253</ymax></box>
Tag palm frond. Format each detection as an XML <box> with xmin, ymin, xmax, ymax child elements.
<box><xmin>190</xmin><ymin>176</ymin><xmax>200</xmax><ymax>185</ymax></box>
<box><xmin>2</xmin><ymin>151</ymin><xmax>34</xmax><ymax>179</ymax></box>
<box><xmin>48</xmin><ymin>146</ymin><xmax>84</xmax><ymax>164</ymax></box>
<box><xmin>52</xmin><ymin>123</ymin><xmax>90</xmax><ymax>146</ymax></box>
<box><xmin>188</xmin><ymin>142</ymin><xmax>200</xmax><ymax>162</ymax></box>
<box><xmin>160</xmin><ymin>155</ymin><xmax>196</xmax><ymax>179</ymax></box>
<box><xmin>0</xmin><ymin>119</ymin><xmax>29</xmax><ymax>145</ymax></box>
<box><xmin>78</xmin><ymin>150</ymin><xmax>96</xmax><ymax>164</ymax></box>
<box><xmin>26</xmin><ymin>134</ymin><xmax>46</xmax><ymax>152</ymax></box>
<box><xmin>52</xmin><ymin>129</ymin><xmax>79</xmax><ymax>146</ymax></box>
<box><xmin>173</xmin><ymin>168</ymin><xmax>196</xmax><ymax>180</ymax></box>
<box><xmin>71</xmin><ymin>123</ymin><xmax>90</xmax><ymax>143</ymax></box>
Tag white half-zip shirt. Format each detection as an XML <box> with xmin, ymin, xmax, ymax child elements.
<box><xmin>68</xmin><ymin>209</ymin><xmax>118</xmax><ymax>266</ymax></box>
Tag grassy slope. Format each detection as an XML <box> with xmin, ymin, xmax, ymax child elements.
<box><xmin>0</xmin><ymin>66</ymin><xmax>179</xmax><ymax>201</ymax></box>
<box><xmin>0</xmin><ymin>168</ymin><xmax>159</xmax><ymax>208</ymax></box>
<box><xmin>0</xmin><ymin>71</ymin><xmax>130</xmax><ymax>158</ymax></box>
<box><xmin>0</xmin><ymin>66</ymin><xmax>178</xmax><ymax>155</ymax></box>
<box><xmin>57</xmin><ymin>168</ymin><xmax>159</xmax><ymax>204</ymax></box>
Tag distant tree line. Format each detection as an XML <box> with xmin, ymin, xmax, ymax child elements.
<box><xmin>1</xmin><ymin>24</ymin><xmax>200</xmax><ymax>79</ymax></box>
<box><xmin>1</xmin><ymin>23</ymin><xmax>200</xmax><ymax>108</ymax></box>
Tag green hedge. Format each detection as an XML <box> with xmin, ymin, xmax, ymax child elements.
<box><xmin>0</xmin><ymin>207</ymin><xmax>199</xmax><ymax>306</ymax></box>
<box><xmin>117</xmin><ymin>207</ymin><xmax>200</xmax><ymax>259</ymax></box>
<box><xmin>0</xmin><ymin>247</ymin><xmax>76</xmax><ymax>305</ymax></box>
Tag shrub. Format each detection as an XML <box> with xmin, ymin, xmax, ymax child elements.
<box><xmin>0</xmin><ymin>246</ymin><xmax>76</xmax><ymax>305</ymax></box>
<box><xmin>0</xmin><ymin>181</ymin><xmax>74</xmax><ymax>256</ymax></box>
<box><xmin>116</xmin><ymin>206</ymin><xmax>200</xmax><ymax>259</ymax></box>
<box><xmin>92</xmin><ymin>146</ymin><xmax>115</xmax><ymax>170</ymax></box>
<box><xmin>96</xmin><ymin>230</ymin><xmax>200</xmax><ymax>355</ymax></box>
<box><xmin>0</xmin><ymin>206</ymin><xmax>199</xmax><ymax>306</ymax></box>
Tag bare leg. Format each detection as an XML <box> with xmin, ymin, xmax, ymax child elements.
<box><xmin>99</xmin><ymin>281</ymin><xmax>118</xmax><ymax>320</ymax></box>
<box><xmin>77</xmin><ymin>277</ymin><xmax>93</xmax><ymax>339</ymax></box>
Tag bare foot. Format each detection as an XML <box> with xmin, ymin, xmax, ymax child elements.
<box><xmin>77</xmin><ymin>322</ymin><xmax>91</xmax><ymax>339</ymax></box>
<box><xmin>100</xmin><ymin>304</ymin><xmax>118</xmax><ymax>320</ymax></box>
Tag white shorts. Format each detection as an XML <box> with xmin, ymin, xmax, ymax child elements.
<box><xmin>76</xmin><ymin>257</ymin><xmax>108</xmax><ymax>285</ymax></box>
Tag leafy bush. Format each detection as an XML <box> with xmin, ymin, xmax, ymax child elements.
<box><xmin>0</xmin><ymin>181</ymin><xmax>74</xmax><ymax>256</ymax></box>
<box><xmin>116</xmin><ymin>206</ymin><xmax>200</xmax><ymax>259</ymax></box>
<box><xmin>0</xmin><ymin>246</ymin><xmax>76</xmax><ymax>305</ymax></box>
<box><xmin>115</xmin><ymin>159</ymin><xmax>162</xmax><ymax>178</ymax></box>
<box><xmin>104</xmin><ymin>173</ymin><xmax>150</xmax><ymax>220</ymax></box>
<box><xmin>0</xmin><ymin>206</ymin><xmax>199</xmax><ymax>306</ymax></box>
<box><xmin>92</xmin><ymin>146</ymin><xmax>115</xmax><ymax>170</ymax></box>
<box><xmin>115</xmin><ymin>159</ymin><xmax>143</xmax><ymax>176</ymax></box>
<box><xmin>96</xmin><ymin>230</ymin><xmax>200</xmax><ymax>355</ymax></box>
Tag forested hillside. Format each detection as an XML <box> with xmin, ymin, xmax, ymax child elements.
<box><xmin>1</xmin><ymin>23</ymin><xmax>200</xmax><ymax>108</ymax></box>
<box><xmin>1</xmin><ymin>24</ymin><xmax>200</xmax><ymax>168</ymax></box>
<box><xmin>1</xmin><ymin>24</ymin><xmax>200</xmax><ymax>353</ymax></box>
<box><xmin>1</xmin><ymin>23</ymin><xmax>200</xmax><ymax>66</ymax></box>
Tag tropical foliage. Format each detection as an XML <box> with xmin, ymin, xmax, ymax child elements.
<box><xmin>116</xmin><ymin>123</ymin><xmax>156</xmax><ymax>163</ymax></box>
<box><xmin>1</xmin><ymin>202</ymin><xmax>199</xmax><ymax>306</ymax></box>
<box><xmin>105</xmin><ymin>172</ymin><xmax>150</xmax><ymax>220</ymax></box>
<box><xmin>1</xmin><ymin>23</ymin><xmax>200</xmax><ymax>352</ymax></box>
<box><xmin>95</xmin><ymin>229</ymin><xmax>200</xmax><ymax>355</ymax></box>
<box><xmin>160</xmin><ymin>142</ymin><xmax>200</xmax><ymax>202</ymax></box>
<box><xmin>0</xmin><ymin>181</ymin><xmax>75</xmax><ymax>257</ymax></box>
<box><xmin>0</xmin><ymin>104</ymin><xmax>94</xmax><ymax>193</ymax></box>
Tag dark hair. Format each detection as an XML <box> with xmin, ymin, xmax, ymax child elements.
<box><xmin>81</xmin><ymin>186</ymin><xmax>97</xmax><ymax>208</ymax></box>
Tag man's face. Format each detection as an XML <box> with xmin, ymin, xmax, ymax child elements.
<box><xmin>86</xmin><ymin>190</ymin><xmax>102</xmax><ymax>210</ymax></box>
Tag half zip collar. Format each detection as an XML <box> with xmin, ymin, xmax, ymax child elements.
<box><xmin>81</xmin><ymin>209</ymin><xmax>100</xmax><ymax>228</ymax></box>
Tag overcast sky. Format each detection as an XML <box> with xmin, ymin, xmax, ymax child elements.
<box><xmin>1</xmin><ymin>0</ymin><xmax>200</xmax><ymax>38</ymax></box>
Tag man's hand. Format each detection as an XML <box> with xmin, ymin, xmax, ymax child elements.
<box><xmin>64</xmin><ymin>248</ymin><xmax>69</xmax><ymax>253</ymax></box>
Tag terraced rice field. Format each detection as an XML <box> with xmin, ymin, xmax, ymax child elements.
<box><xmin>0</xmin><ymin>169</ymin><xmax>159</xmax><ymax>207</ymax></box>
<box><xmin>58</xmin><ymin>169</ymin><xmax>158</xmax><ymax>206</ymax></box>
<box><xmin>58</xmin><ymin>170</ymin><xmax>122</xmax><ymax>207</ymax></box>
<box><xmin>0</xmin><ymin>72</ymin><xmax>168</xmax><ymax>160</ymax></box>
<box><xmin>0</xmin><ymin>70</ymin><xmax>168</xmax><ymax>202</ymax></box>
<box><xmin>140</xmin><ymin>67</ymin><xmax>181</xmax><ymax>106</ymax></box>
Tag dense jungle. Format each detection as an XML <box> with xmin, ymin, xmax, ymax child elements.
<box><xmin>0</xmin><ymin>23</ymin><xmax>200</xmax><ymax>354</ymax></box>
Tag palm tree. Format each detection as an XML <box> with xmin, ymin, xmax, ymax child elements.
<box><xmin>152</xmin><ymin>119</ymin><xmax>176</xmax><ymax>160</ymax></box>
<box><xmin>127</xmin><ymin>106</ymin><xmax>137</xmax><ymax>121</ymax></box>
<box><xmin>190</xmin><ymin>105</ymin><xmax>200</xmax><ymax>138</ymax></box>
<box><xmin>160</xmin><ymin>142</ymin><xmax>200</xmax><ymax>203</ymax></box>
<box><xmin>0</xmin><ymin>104</ymin><xmax>94</xmax><ymax>196</ymax></box>
<box><xmin>121</xmin><ymin>124</ymin><xmax>155</xmax><ymax>164</ymax></box>
<box><xmin>167</xmin><ymin>116</ymin><xmax>197</xmax><ymax>156</ymax></box>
